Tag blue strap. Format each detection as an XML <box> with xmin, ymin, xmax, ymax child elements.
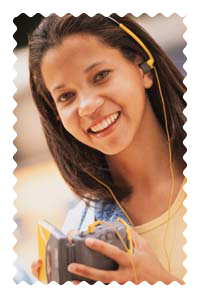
<box><xmin>77</xmin><ymin>204</ymin><xmax>89</xmax><ymax>230</ymax></box>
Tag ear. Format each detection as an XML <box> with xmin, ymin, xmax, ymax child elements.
<box><xmin>144</xmin><ymin>70</ymin><xmax>153</xmax><ymax>89</ymax></box>
<box><xmin>135</xmin><ymin>56</ymin><xmax>154</xmax><ymax>89</ymax></box>
<box><xmin>139</xmin><ymin>67</ymin><xmax>153</xmax><ymax>89</ymax></box>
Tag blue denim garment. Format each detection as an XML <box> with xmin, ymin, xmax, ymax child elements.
<box><xmin>78</xmin><ymin>201</ymin><xmax>130</xmax><ymax>230</ymax></box>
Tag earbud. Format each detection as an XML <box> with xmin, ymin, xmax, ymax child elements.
<box><xmin>107</xmin><ymin>16</ymin><xmax>154</xmax><ymax>73</ymax></box>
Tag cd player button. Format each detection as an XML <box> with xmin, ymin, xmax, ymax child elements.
<box><xmin>106</xmin><ymin>232</ymin><xmax>113</xmax><ymax>240</ymax></box>
<box><xmin>99</xmin><ymin>234</ymin><xmax>106</xmax><ymax>241</ymax></box>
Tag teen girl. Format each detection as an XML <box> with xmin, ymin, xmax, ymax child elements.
<box><xmin>30</xmin><ymin>13</ymin><xmax>186</xmax><ymax>284</ymax></box>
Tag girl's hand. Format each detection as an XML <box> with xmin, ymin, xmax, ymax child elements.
<box><xmin>68</xmin><ymin>228</ymin><xmax>184</xmax><ymax>285</ymax></box>
<box><xmin>31</xmin><ymin>259</ymin><xmax>42</xmax><ymax>280</ymax></box>
<box><xmin>31</xmin><ymin>259</ymin><xmax>80</xmax><ymax>285</ymax></box>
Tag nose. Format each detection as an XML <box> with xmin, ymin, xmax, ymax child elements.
<box><xmin>78</xmin><ymin>94</ymin><xmax>105</xmax><ymax>118</ymax></box>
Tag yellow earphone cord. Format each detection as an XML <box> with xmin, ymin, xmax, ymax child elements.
<box><xmin>87</xmin><ymin>219</ymin><xmax>138</xmax><ymax>284</ymax></box>
<box><xmin>84</xmin><ymin>18</ymin><xmax>175</xmax><ymax>276</ymax></box>
<box><xmin>39</xmin><ymin>18</ymin><xmax>175</xmax><ymax>284</ymax></box>
<box><xmin>154</xmin><ymin>66</ymin><xmax>175</xmax><ymax>272</ymax></box>
<box><xmin>116</xmin><ymin>18</ymin><xmax>175</xmax><ymax>273</ymax></box>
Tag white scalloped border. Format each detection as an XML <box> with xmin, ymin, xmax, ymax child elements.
<box><xmin>6</xmin><ymin>1</ymin><xmax>196</xmax><ymax>296</ymax></box>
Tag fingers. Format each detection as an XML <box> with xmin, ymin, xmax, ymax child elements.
<box><xmin>31</xmin><ymin>260</ymin><xmax>42</xmax><ymax>279</ymax></box>
<box><xmin>85</xmin><ymin>238</ymin><xmax>129</xmax><ymax>266</ymax></box>
<box><xmin>68</xmin><ymin>263</ymin><xmax>118</xmax><ymax>284</ymax></box>
<box><xmin>71</xmin><ymin>280</ymin><xmax>81</xmax><ymax>285</ymax></box>
<box><xmin>31</xmin><ymin>260</ymin><xmax>42</xmax><ymax>272</ymax></box>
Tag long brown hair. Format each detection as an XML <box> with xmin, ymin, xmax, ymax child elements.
<box><xmin>28</xmin><ymin>13</ymin><xmax>186</xmax><ymax>203</ymax></box>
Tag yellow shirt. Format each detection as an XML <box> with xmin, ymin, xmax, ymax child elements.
<box><xmin>62</xmin><ymin>178</ymin><xmax>187</xmax><ymax>282</ymax></box>
<box><xmin>134</xmin><ymin>178</ymin><xmax>187</xmax><ymax>281</ymax></box>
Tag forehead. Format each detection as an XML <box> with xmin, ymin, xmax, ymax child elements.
<box><xmin>40</xmin><ymin>34</ymin><xmax>134</xmax><ymax>93</ymax></box>
<box><xmin>41</xmin><ymin>34</ymin><xmax>122</xmax><ymax>74</ymax></box>
<box><xmin>59</xmin><ymin>34</ymin><xmax>113</xmax><ymax>59</ymax></box>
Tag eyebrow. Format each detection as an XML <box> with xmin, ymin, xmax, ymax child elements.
<box><xmin>84</xmin><ymin>61</ymin><xmax>105</xmax><ymax>73</ymax></box>
<box><xmin>52</xmin><ymin>61</ymin><xmax>105</xmax><ymax>92</ymax></box>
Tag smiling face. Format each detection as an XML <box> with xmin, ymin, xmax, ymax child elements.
<box><xmin>41</xmin><ymin>34</ymin><xmax>153</xmax><ymax>155</ymax></box>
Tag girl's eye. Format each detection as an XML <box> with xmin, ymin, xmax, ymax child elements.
<box><xmin>57</xmin><ymin>92</ymin><xmax>75</xmax><ymax>103</ymax></box>
<box><xmin>94</xmin><ymin>70</ymin><xmax>110</xmax><ymax>83</ymax></box>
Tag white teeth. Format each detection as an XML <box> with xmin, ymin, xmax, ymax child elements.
<box><xmin>111</xmin><ymin>115</ymin><xmax>115</xmax><ymax>122</ymax></box>
<box><xmin>90</xmin><ymin>112</ymin><xmax>120</xmax><ymax>133</ymax></box>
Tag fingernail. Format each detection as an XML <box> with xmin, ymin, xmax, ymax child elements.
<box><xmin>72</xmin><ymin>280</ymin><xmax>80</xmax><ymax>285</ymax></box>
<box><xmin>85</xmin><ymin>238</ymin><xmax>94</xmax><ymax>245</ymax></box>
<box><xmin>68</xmin><ymin>264</ymin><xmax>76</xmax><ymax>272</ymax></box>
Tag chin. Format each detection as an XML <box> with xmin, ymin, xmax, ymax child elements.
<box><xmin>99</xmin><ymin>141</ymin><xmax>132</xmax><ymax>156</ymax></box>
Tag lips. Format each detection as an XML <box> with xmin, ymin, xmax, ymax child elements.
<box><xmin>88</xmin><ymin>111</ymin><xmax>121</xmax><ymax>134</ymax></box>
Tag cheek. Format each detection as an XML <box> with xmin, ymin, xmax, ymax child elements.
<box><xmin>59</xmin><ymin>108</ymin><xmax>88</xmax><ymax>143</ymax></box>
<box><xmin>129</xmin><ymin>93</ymin><xmax>147</xmax><ymax>132</ymax></box>
<box><xmin>120</xmin><ymin>80</ymin><xmax>147</xmax><ymax>138</ymax></box>
<box><xmin>59</xmin><ymin>108</ymin><xmax>78</xmax><ymax>134</ymax></box>
<box><xmin>113</xmin><ymin>70</ymin><xmax>145</xmax><ymax>103</ymax></box>
<box><xmin>120</xmin><ymin>79</ymin><xmax>147</xmax><ymax>121</ymax></box>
